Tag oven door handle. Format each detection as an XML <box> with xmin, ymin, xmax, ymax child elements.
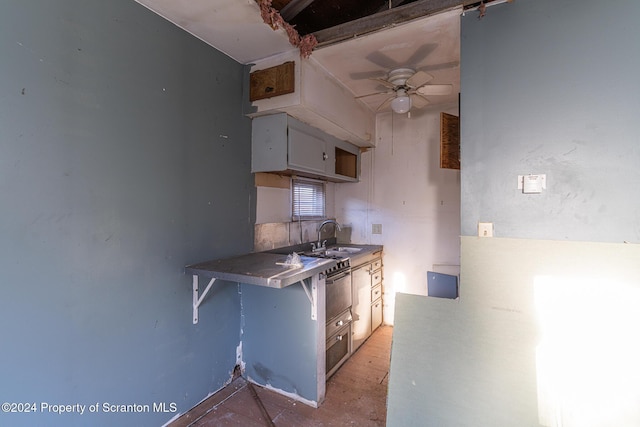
<box><xmin>326</xmin><ymin>271</ymin><xmax>351</xmax><ymax>284</ymax></box>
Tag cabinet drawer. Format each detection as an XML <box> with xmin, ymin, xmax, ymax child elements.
<box><xmin>371</xmin><ymin>299</ymin><xmax>383</xmax><ymax>331</ymax></box>
<box><xmin>371</xmin><ymin>284</ymin><xmax>382</xmax><ymax>301</ymax></box>
<box><xmin>371</xmin><ymin>270</ymin><xmax>382</xmax><ymax>287</ymax></box>
<box><xmin>371</xmin><ymin>258</ymin><xmax>382</xmax><ymax>272</ymax></box>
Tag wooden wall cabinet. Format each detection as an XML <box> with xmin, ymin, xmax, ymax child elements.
<box><xmin>440</xmin><ymin>112</ymin><xmax>460</xmax><ymax>170</ymax></box>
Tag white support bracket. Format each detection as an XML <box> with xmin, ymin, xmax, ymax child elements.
<box><xmin>299</xmin><ymin>278</ymin><xmax>318</xmax><ymax>321</ymax></box>
<box><xmin>193</xmin><ymin>275</ymin><xmax>216</xmax><ymax>324</ymax></box>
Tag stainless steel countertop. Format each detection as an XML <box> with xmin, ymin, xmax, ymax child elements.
<box><xmin>329</xmin><ymin>244</ymin><xmax>383</xmax><ymax>267</ymax></box>
<box><xmin>185</xmin><ymin>252</ymin><xmax>337</xmax><ymax>289</ymax></box>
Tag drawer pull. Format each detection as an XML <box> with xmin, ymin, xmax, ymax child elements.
<box><xmin>335</xmin><ymin>320</ymin><xmax>344</xmax><ymax>327</ymax></box>
<box><xmin>336</xmin><ymin>335</ymin><xmax>343</xmax><ymax>341</ymax></box>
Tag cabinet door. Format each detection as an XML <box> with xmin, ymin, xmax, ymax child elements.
<box><xmin>371</xmin><ymin>298</ymin><xmax>383</xmax><ymax>331</ymax></box>
<box><xmin>251</xmin><ymin>113</ymin><xmax>288</xmax><ymax>173</ymax></box>
<box><xmin>288</xmin><ymin>120</ymin><xmax>328</xmax><ymax>175</ymax></box>
<box><xmin>351</xmin><ymin>264</ymin><xmax>372</xmax><ymax>352</ymax></box>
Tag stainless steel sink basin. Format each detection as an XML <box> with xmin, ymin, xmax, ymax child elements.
<box><xmin>335</xmin><ymin>247</ymin><xmax>362</xmax><ymax>253</ymax></box>
<box><xmin>269</xmin><ymin>245</ymin><xmax>364</xmax><ymax>260</ymax></box>
<box><xmin>325</xmin><ymin>247</ymin><xmax>363</xmax><ymax>257</ymax></box>
<box><xmin>324</xmin><ymin>250</ymin><xmax>345</xmax><ymax>257</ymax></box>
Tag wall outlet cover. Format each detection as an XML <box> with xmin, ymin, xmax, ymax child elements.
<box><xmin>478</xmin><ymin>222</ymin><xmax>493</xmax><ymax>237</ymax></box>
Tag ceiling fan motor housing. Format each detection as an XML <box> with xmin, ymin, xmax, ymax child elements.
<box><xmin>387</xmin><ymin>68</ymin><xmax>416</xmax><ymax>88</ymax></box>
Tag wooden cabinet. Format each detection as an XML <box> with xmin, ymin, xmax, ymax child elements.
<box><xmin>252</xmin><ymin>113</ymin><xmax>360</xmax><ymax>182</ymax></box>
<box><xmin>351</xmin><ymin>254</ymin><xmax>383</xmax><ymax>352</ymax></box>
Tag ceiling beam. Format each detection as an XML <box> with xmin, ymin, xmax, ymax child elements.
<box><xmin>375</xmin><ymin>0</ymin><xmax>412</xmax><ymax>14</ymax></box>
<box><xmin>313</xmin><ymin>0</ymin><xmax>477</xmax><ymax>48</ymax></box>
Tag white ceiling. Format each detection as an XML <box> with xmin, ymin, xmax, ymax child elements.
<box><xmin>135</xmin><ymin>0</ymin><xmax>461</xmax><ymax>111</ymax></box>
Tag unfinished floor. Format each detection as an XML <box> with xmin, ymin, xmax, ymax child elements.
<box><xmin>170</xmin><ymin>325</ymin><xmax>392</xmax><ymax>426</ymax></box>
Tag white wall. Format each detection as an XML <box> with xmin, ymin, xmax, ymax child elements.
<box><xmin>254</xmin><ymin>179</ymin><xmax>337</xmax><ymax>251</ymax></box>
<box><xmin>255</xmin><ymin>181</ymin><xmax>335</xmax><ymax>224</ymax></box>
<box><xmin>335</xmin><ymin>104</ymin><xmax>461</xmax><ymax>324</ymax></box>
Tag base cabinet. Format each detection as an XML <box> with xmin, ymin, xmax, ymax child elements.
<box><xmin>351</xmin><ymin>254</ymin><xmax>383</xmax><ymax>352</ymax></box>
<box><xmin>371</xmin><ymin>299</ymin><xmax>383</xmax><ymax>331</ymax></box>
<box><xmin>370</xmin><ymin>263</ymin><xmax>383</xmax><ymax>331</ymax></box>
<box><xmin>351</xmin><ymin>265</ymin><xmax>372</xmax><ymax>351</ymax></box>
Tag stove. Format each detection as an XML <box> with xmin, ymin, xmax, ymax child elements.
<box><xmin>304</xmin><ymin>251</ymin><xmax>353</xmax><ymax>378</ymax></box>
<box><xmin>303</xmin><ymin>252</ymin><xmax>351</xmax><ymax>276</ymax></box>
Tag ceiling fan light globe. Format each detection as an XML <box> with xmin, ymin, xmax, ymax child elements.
<box><xmin>391</xmin><ymin>95</ymin><xmax>411</xmax><ymax>114</ymax></box>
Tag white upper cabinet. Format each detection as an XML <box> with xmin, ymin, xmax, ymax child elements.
<box><xmin>245</xmin><ymin>51</ymin><xmax>375</xmax><ymax>148</ymax></box>
<box><xmin>252</xmin><ymin>113</ymin><xmax>360</xmax><ymax>182</ymax></box>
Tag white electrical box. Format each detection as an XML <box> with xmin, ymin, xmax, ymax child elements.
<box><xmin>478</xmin><ymin>222</ymin><xmax>493</xmax><ymax>237</ymax></box>
<box><xmin>518</xmin><ymin>174</ymin><xmax>546</xmax><ymax>194</ymax></box>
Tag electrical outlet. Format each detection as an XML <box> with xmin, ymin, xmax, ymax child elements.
<box><xmin>478</xmin><ymin>222</ymin><xmax>493</xmax><ymax>237</ymax></box>
<box><xmin>372</xmin><ymin>224</ymin><xmax>382</xmax><ymax>234</ymax></box>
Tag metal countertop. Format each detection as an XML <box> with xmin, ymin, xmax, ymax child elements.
<box><xmin>185</xmin><ymin>252</ymin><xmax>337</xmax><ymax>289</ymax></box>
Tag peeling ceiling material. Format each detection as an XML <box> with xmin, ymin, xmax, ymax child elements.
<box><xmin>257</xmin><ymin>0</ymin><xmax>317</xmax><ymax>57</ymax></box>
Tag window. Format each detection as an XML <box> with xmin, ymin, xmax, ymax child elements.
<box><xmin>292</xmin><ymin>178</ymin><xmax>325</xmax><ymax>220</ymax></box>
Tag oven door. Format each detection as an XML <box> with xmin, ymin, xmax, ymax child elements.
<box><xmin>326</xmin><ymin>316</ymin><xmax>352</xmax><ymax>379</ymax></box>
<box><xmin>326</xmin><ymin>270</ymin><xmax>352</xmax><ymax>322</ymax></box>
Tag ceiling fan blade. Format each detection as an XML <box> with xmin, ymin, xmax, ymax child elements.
<box><xmin>376</xmin><ymin>96</ymin><xmax>395</xmax><ymax>112</ymax></box>
<box><xmin>370</xmin><ymin>77</ymin><xmax>396</xmax><ymax>89</ymax></box>
<box><xmin>406</xmin><ymin>71</ymin><xmax>433</xmax><ymax>89</ymax></box>
<box><xmin>410</xmin><ymin>93</ymin><xmax>430</xmax><ymax>109</ymax></box>
<box><xmin>417</xmin><ymin>61</ymin><xmax>460</xmax><ymax>73</ymax></box>
<box><xmin>405</xmin><ymin>43</ymin><xmax>437</xmax><ymax>66</ymax></box>
<box><xmin>365</xmin><ymin>51</ymin><xmax>401</xmax><ymax>70</ymax></box>
<box><xmin>416</xmin><ymin>84</ymin><xmax>453</xmax><ymax>96</ymax></box>
<box><xmin>355</xmin><ymin>90</ymin><xmax>393</xmax><ymax>99</ymax></box>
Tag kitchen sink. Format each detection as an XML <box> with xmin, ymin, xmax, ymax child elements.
<box><xmin>335</xmin><ymin>247</ymin><xmax>362</xmax><ymax>253</ymax></box>
<box><xmin>267</xmin><ymin>244</ymin><xmax>363</xmax><ymax>259</ymax></box>
<box><xmin>325</xmin><ymin>247</ymin><xmax>362</xmax><ymax>257</ymax></box>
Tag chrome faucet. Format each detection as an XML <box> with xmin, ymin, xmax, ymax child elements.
<box><xmin>316</xmin><ymin>219</ymin><xmax>341</xmax><ymax>250</ymax></box>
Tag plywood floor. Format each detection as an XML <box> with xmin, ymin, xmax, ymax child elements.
<box><xmin>171</xmin><ymin>325</ymin><xmax>392</xmax><ymax>427</ymax></box>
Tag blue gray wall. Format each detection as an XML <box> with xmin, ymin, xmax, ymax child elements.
<box><xmin>0</xmin><ymin>1</ymin><xmax>253</xmax><ymax>426</ymax></box>
<box><xmin>461</xmin><ymin>0</ymin><xmax>640</xmax><ymax>242</ymax></box>
<box><xmin>388</xmin><ymin>0</ymin><xmax>640</xmax><ymax>425</ymax></box>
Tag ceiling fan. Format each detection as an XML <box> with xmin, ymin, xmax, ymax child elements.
<box><xmin>356</xmin><ymin>67</ymin><xmax>453</xmax><ymax>114</ymax></box>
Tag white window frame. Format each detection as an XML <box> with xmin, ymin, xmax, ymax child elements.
<box><xmin>292</xmin><ymin>177</ymin><xmax>326</xmax><ymax>221</ymax></box>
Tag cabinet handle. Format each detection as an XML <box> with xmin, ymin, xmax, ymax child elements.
<box><xmin>323</xmin><ymin>152</ymin><xmax>328</xmax><ymax>160</ymax></box>
<box><xmin>335</xmin><ymin>320</ymin><xmax>344</xmax><ymax>327</ymax></box>
<box><xmin>336</xmin><ymin>335</ymin><xmax>343</xmax><ymax>341</ymax></box>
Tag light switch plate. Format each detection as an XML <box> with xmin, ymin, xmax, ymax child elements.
<box><xmin>372</xmin><ymin>224</ymin><xmax>382</xmax><ymax>234</ymax></box>
<box><xmin>518</xmin><ymin>174</ymin><xmax>547</xmax><ymax>192</ymax></box>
